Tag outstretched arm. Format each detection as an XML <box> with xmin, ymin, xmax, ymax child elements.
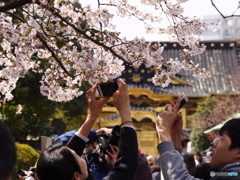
<box><xmin>169</xmin><ymin>101</ymin><xmax>183</xmax><ymax>150</ymax></box>
<box><xmin>78</xmin><ymin>84</ymin><xmax>109</xmax><ymax>137</ymax></box>
<box><xmin>104</xmin><ymin>79</ymin><xmax>138</xmax><ymax>180</ymax></box>
<box><xmin>113</xmin><ymin>79</ymin><xmax>133</xmax><ymax>127</ymax></box>
<box><xmin>156</xmin><ymin>97</ymin><xmax>181</xmax><ymax>143</ymax></box>
<box><xmin>156</xmin><ymin>98</ymin><xmax>199</xmax><ymax>180</ymax></box>
<box><xmin>68</xmin><ymin>84</ymin><xmax>109</xmax><ymax>156</ymax></box>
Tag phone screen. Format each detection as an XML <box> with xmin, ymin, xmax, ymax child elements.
<box><xmin>97</xmin><ymin>81</ymin><xmax>118</xmax><ymax>98</ymax></box>
<box><xmin>178</xmin><ymin>96</ymin><xmax>188</xmax><ymax>111</ymax></box>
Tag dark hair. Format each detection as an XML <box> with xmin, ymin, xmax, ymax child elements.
<box><xmin>37</xmin><ymin>144</ymin><xmax>82</xmax><ymax>180</ymax></box>
<box><xmin>194</xmin><ymin>152</ymin><xmax>203</xmax><ymax>163</ymax></box>
<box><xmin>219</xmin><ymin>118</ymin><xmax>240</xmax><ymax>150</ymax></box>
<box><xmin>182</xmin><ymin>153</ymin><xmax>196</xmax><ymax>175</ymax></box>
<box><xmin>193</xmin><ymin>162</ymin><xmax>221</xmax><ymax>180</ymax></box>
<box><xmin>0</xmin><ymin>121</ymin><xmax>16</xmax><ymax>180</ymax></box>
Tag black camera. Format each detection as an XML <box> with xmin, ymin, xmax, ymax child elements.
<box><xmin>97</xmin><ymin>80</ymin><xmax>118</xmax><ymax>98</ymax></box>
<box><xmin>97</xmin><ymin>125</ymin><xmax>121</xmax><ymax>156</ymax></box>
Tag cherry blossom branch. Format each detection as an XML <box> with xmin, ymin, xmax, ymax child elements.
<box><xmin>3</xmin><ymin>0</ymin><xmax>130</xmax><ymax>75</ymax></box>
<box><xmin>0</xmin><ymin>0</ymin><xmax>213</xmax><ymax>103</ymax></box>
<box><xmin>5</xmin><ymin>11</ymin><xmax>74</xmax><ymax>78</ymax></box>
<box><xmin>36</xmin><ymin>33</ymin><xmax>75</xmax><ymax>78</ymax></box>
<box><xmin>31</xmin><ymin>0</ymin><xmax>131</xmax><ymax>65</ymax></box>
<box><xmin>0</xmin><ymin>0</ymin><xmax>32</xmax><ymax>12</ymax></box>
<box><xmin>51</xmin><ymin>9</ymin><xmax>130</xmax><ymax>65</ymax></box>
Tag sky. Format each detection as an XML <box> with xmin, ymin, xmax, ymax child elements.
<box><xmin>80</xmin><ymin>0</ymin><xmax>239</xmax><ymax>41</ymax></box>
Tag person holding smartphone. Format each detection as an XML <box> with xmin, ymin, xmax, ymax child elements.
<box><xmin>36</xmin><ymin>78</ymin><xmax>139</xmax><ymax>180</ymax></box>
<box><xmin>156</xmin><ymin>98</ymin><xmax>240</xmax><ymax>180</ymax></box>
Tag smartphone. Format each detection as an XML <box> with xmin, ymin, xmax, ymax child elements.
<box><xmin>178</xmin><ymin>95</ymin><xmax>188</xmax><ymax>111</ymax></box>
<box><xmin>97</xmin><ymin>81</ymin><xmax>118</xmax><ymax>98</ymax></box>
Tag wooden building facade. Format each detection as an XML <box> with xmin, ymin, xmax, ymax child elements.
<box><xmin>92</xmin><ymin>41</ymin><xmax>240</xmax><ymax>155</ymax></box>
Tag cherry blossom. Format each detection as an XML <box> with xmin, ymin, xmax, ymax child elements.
<box><xmin>0</xmin><ymin>0</ymin><xmax>217</xmax><ymax>104</ymax></box>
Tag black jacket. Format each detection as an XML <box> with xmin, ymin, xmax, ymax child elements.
<box><xmin>67</xmin><ymin>126</ymin><xmax>139</xmax><ymax>180</ymax></box>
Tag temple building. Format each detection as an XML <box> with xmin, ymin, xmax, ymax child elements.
<box><xmin>92</xmin><ymin>41</ymin><xmax>240</xmax><ymax>155</ymax></box>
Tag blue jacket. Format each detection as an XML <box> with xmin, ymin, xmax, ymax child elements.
<box><xmin>87</xmin><ymin>153</ymin><xmax>109</xmax><ymax>180</ymax></box>
<box><xmin>54</xmin><ymin>129</ymin><xmax>97</xmax><ymax>145</ymax></box>
<box><xmin>54</xmin><ymin>129</ymin><xmax>110</xmax><ymax>180</ymax></box>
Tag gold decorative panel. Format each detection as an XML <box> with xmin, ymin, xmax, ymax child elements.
<box><xmin>137</xmin><ymin>131</ymin><xmax>159</xmax><ymax>155</ymax></box>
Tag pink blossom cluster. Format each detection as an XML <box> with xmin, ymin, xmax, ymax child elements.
<box><xmin>0</xmin><ymin>0</ymin><xmax>217</xmax><ymax>107</ymax></box>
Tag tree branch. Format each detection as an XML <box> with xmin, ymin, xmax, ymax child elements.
<box><xmin>0</xmin><ymin>0</ymin><xmax>32</xmax><ymax>12</ymax></box>
<box><xmin>5</xmin><ymin>11</ymin><xmax>74</xmax><ymax>78</ymax></box>
<box><xmin>211</xmin><ymin>0</ymin><xmax>240</xmax><ymax>18</ymax></box>
<box><xmin>36</xmin><ymin>33</ymin><xmax>75</xmax><ymax>78</ymax></box>
<box><xmin>54</xmin><ymin>11</ymin><xmax>131</xmax><ymax>65</ymax></box>
<box><xmin>2</xmin><ymin>0</ymin><xmax>133</xmax><ymax>66</ymax></box>
<box><xmin>34</xmin><ymin>0</ymin><xmax>130</xmax><ymax>65</ymax></box>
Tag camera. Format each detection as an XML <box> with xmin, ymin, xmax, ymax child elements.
<box><xmin>86</xmin><ymin>126</ymin><xmax>121</xmax><ymax>173</ymax></box>
<box><xmin>97</xmin><ymin>80</ymin><xmax>118</xmax><ymax>98</ymax></box>
<box><xmin>97</xmin><ymin>125</ymin><xmax>121</xmax><ymax>156</ymax></box>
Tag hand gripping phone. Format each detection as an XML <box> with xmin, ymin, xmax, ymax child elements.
<box><xmin>97</xmin><ymin>81</ymin><xmax>118</xmax><ymax>98</ymax></box>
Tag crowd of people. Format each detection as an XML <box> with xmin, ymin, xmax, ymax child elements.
<box><xmin>1</xmin><ymin>78</ymin><xmax>240</xmax><ymax>180</ymax></box>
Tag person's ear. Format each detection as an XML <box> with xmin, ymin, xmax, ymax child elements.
<box><xmin>234</xmin><ymin>151</ymin><xmax>240</xmax><ymax>159</ymax></box>
<box><xmin>72</xmin><ymin>172</ymin><xmax>81</xmax><ymax>180</ymax></box>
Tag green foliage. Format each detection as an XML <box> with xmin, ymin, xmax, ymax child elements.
<box><xmin>55</xmin><ymin>81</ymin><xmax>91</xmax><ymax>131</ymax></box>
<box><xmin>0</xmin><ymin>71</ymin><xmax>90</xmax><ymax>140</ymax></box>
<box><xmin>0</xmin><ymin>72</ymin><xmax>57</xmax><ymax>140</ymax></box>
<box><xmin>15</xmin><ymin>142</ymin><xmax>39</xmax><ymax>170</ymax></box>
<box><xmin>190</xmin><ymin>130</ymin><xmax>210</xmax><ymax>154</ymax></box>
<box><xmin>190</xmin><ymin>94</ymin><xmax>240</xmax><ymax>153</ymax></box>
<box><xmin>193</xmin><ymin>96</ymin><xmax>219</xmax><ymax>121</ymax></box>
<box><xmin>56</xmin><ymin>40</ymin><xmax>64</xmax><ymax>48</ymax></box>
<box><xmin>13</xmin><ymin>142</ymin><xmax>39</xmax><ymax>180</ymax></box>
<box><xmin>190</xmin><ymin>96</ymin><xmax>220</xmax><ymax>130</ymax></box>
<box><xmin>190</xmin><ymin>96</ymin><xmax>219</xmax><ymax>153</ymax></box>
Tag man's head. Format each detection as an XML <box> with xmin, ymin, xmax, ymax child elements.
<box><xmin>194</xmin><ymin>152</ymin><xmax>202</xmax><ymax>163</ymax></box>
<box><xmin>0</xmin><ymin>121</ymin><xmax>16</xmax><ymax>180</ymax></box>
<box><xmin>211</xmin><ymin>118</ymin><xmax>240</xmax><ymax>168</ymax></box>
<box><xmin>37</xmin><ymin>144</ymin><xmax>91</xmax><ymax>180</ymax></box>
<box><xmin>147</xmin><ymin>155</ymin><xmax>155</xmax><ymax>165</ymax></box>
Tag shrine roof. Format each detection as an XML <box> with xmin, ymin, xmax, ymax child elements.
<box><xmin>120</xmin><ymin>41</ymin><xmax>240</xmax><ymax>97</ymax></box>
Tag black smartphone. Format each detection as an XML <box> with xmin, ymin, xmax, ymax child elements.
<box><xmin>97</xmin><ymin>81</ymin><xmax>118</xmax><ymax>98</ymax></box>
<box><xmin>178</xmin><ymin>95</ymin><xmax>188</xmax><ymax>111</ymax></box>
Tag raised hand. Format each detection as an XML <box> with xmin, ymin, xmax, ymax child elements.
<box><xmin>156</xmin><ymin>97</ymin><xmax>182</xmax><ymax>143</ymax></box>
<box><xmin>86</xmin><ymin>84</ymin><xmax>109</xmax><ymax>120</ymax></box>
<box><xmin>96</xmin><ymin>127</ymin><xmax>112</xmax><ymax>136</ymax></box>
<box><xmin>106</xmin><ymin>145</ymin><xmax>120</xmax><ymax>168</ymax></box>
<box><xmin>78</xmin><ymin>84</ymin><xmax>109</xmax><ymax>137</ymax></box>
<box><xmin>113</xmin><ymin>79</ymin><xmax>132</xmax><ymax>125</ymax></box>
